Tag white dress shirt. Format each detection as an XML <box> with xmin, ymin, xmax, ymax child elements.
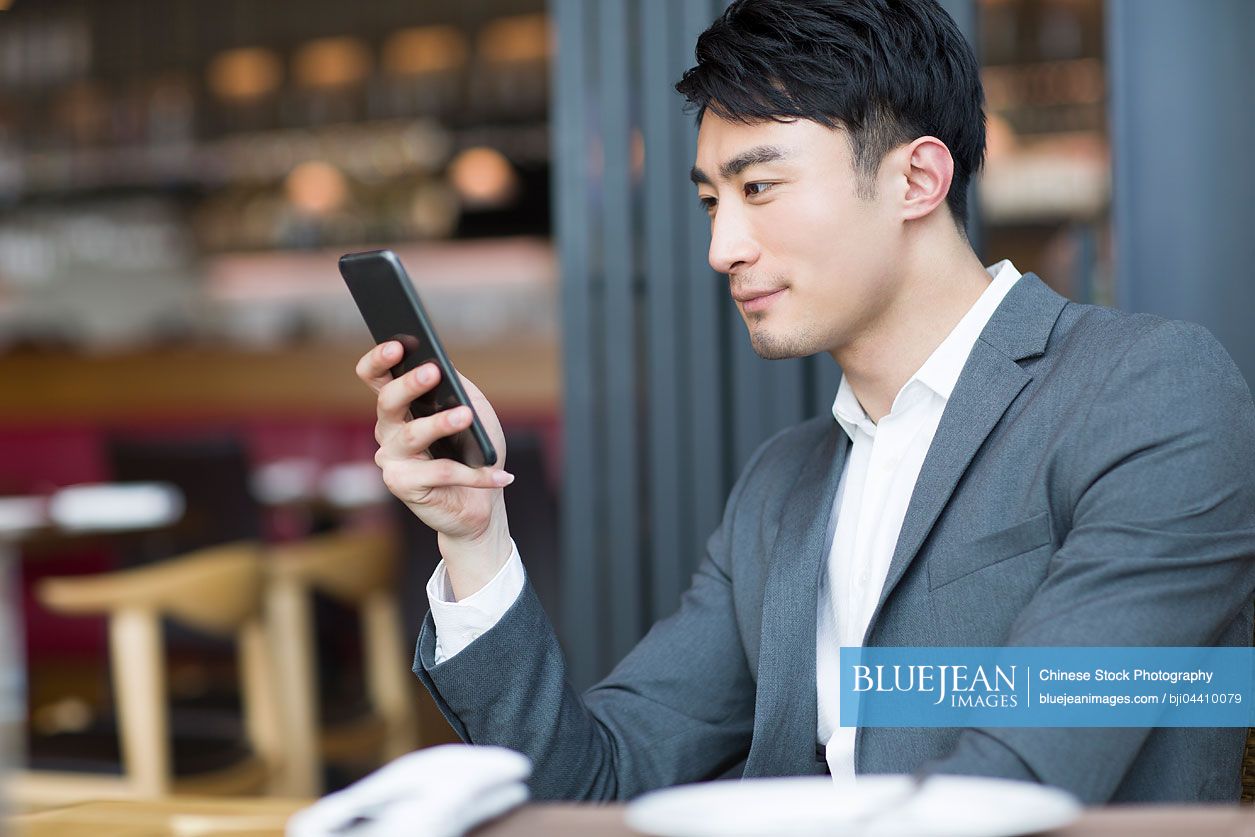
<box><xmin>426</xmin><ymin>538</ymin><xmax>526</xmax><ymax>664</ymax></box>
<box><xmin>817</xmin><ymin>259</ymin><xmax>1021</xmax><ymax>779</ymax></box>
<box><xmin>426</xmin><ymin>260</ymin><xmax>1024</xmax><ymax>776</ymax></box>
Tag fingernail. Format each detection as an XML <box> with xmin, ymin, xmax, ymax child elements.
<box><xmin>383</xmin><ymin>342</ymin><xmax>400</xmax><ymax>358</ymax></box>
<box><xmin>449</xmin><ymin>406</ymin><xmax>470</xmax><ymax>425</ymax></box>
<box><xmin>492</xmin><ymin>471</ymin><xmax>515</xmax><ymax>486</ymax></box>
<box><xmin>417</xmin><ymin>365</ymin><xmax>434</xmax><ymax>384</ymax></box>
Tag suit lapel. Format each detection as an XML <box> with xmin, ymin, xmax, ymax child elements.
<box><xmin>744</xmin><ymin>420</ymin><xmax>848</xmax><ymax>778</ymax></box>
<box><xmin>861</xmin><ymin>273</ymin><xmax>1068</xmax><ymax>641</ymax></box>
<box><xmin>741</xmin><ymin>273</ymin><xmax>1067</xmax><ymax>776</ymax></box>
<box><xmin>860</xmin><ymin>343</ymin><xmax>1029</xmax><ymax>640</ymax></box>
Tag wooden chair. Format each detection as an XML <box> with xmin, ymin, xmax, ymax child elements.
<box><xmin>12</xmin><ymin>542</ymin><xmax>281</xmax><ymax>810</ymax></box>
<box><xmin>265</xmin><ymin>529</ymin><xmax>421</xmax><ymax>796</ymax></box>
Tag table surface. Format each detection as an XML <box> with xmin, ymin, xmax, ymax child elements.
<box><xmin>9</xmin><ymin>798</ymin><xmax>1255</xmax><ymax>837</ymax></box>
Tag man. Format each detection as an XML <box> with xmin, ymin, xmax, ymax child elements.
<box><xmin>356</xmin><ymin>0</ymin><xmax>1255</xmax><ymax>803</ymax></box>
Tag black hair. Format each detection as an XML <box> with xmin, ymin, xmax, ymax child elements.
<box><xmin>675</xmin><ymin>0</ymin><xmax>986</xmax><ymax>231</ymax></box>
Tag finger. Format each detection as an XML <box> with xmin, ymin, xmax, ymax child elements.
<box><xmin>377</xmin><ymin>362</ymin><xmax>442</xmax><ymax>426</ymax></box>
<box><xmin>392</xmin><ymin>403</ymin><xmax>475</xmax><ymax>459</ymax></box>
<box><xmin>381</xmin><ymin>456</ymin><xmax>515</xmax><ymax>498</ymax></box>
<box><xmin>356</xmin><ymin>341</ymin><xmax>403</xmax><ymax>392</ymax></box>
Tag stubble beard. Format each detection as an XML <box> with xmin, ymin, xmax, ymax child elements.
<box><xmin>744</xmin><ymin>313</ymin><xmax>824</xmax><ymax>360</ymax></box>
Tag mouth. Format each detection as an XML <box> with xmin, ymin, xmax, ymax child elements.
<box><xmin>733</xmin><ymin>287</ymin><xmax>786</xmax><ymax>313</ymax></box>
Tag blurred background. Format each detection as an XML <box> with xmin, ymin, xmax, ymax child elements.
<box><xmin>0</xmin><ymin>0</ymin><xmax>1250</xmax><ymax>808</ymax></box>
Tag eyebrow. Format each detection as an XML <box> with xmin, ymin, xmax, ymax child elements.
<box><xmin>689</xmin><ymin>145</ymin><xmax>791</xmax><ymax>186</ymax></box>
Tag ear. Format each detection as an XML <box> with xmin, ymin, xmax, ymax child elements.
<box><xmin>898</xmin><ymin>136</ymin><xmax>954</xmax><ymax>222</ymax></box>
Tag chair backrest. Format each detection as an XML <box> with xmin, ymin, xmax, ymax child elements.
<box><xmin>269</xmin><ymin>530</ymin><xmax>396</xmax><ymax>606</ymax></box>
<box><xmin>265</xmin><ymin>529</ymin><xmax>416</xmax><ymax>796</ymax></box>
<box><xmin>37</xmin><ymin>541</ymin><xmax>279</xmax><ymax>797</ymax></box>
<box><xmin>106</xmin><ymin>436</ymin><xmax>262</xmax><ymax>565</ymax></box>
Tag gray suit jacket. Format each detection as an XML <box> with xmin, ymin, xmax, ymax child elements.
<box><xmin>413</xmin><ymin>273</ymin><xmax>1255</xmax><ymax>803</ymax></box>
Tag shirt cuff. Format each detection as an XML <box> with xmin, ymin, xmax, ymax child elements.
<box><xmin>426</xmin><ymin>538</ymin><xmax>525</xmax><ymax>664</ymax></box>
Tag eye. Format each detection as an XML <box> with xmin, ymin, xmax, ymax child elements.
<box><xmin>698</xmin><ymin>195</ymin><xmax>717</xmax><ymax>213</ymax></box>
<box><xmin>744</xmin><ymin>182</ymin><xmax>775</xmax><ymax>198</ymax></box>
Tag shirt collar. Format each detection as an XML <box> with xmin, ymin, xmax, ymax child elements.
<box><xmin>831</xmin><ymin>259</ymin><xmax>1023</xmax><ymax>440</ymax></box>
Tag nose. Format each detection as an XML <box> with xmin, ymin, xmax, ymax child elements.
<box><xmin>707</xmin><ymin>208</ymin><xmax>760</xmax><ymax>275</ymax></box>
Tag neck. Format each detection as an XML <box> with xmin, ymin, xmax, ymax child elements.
<box><xmin>831</xmin><ymin>233</ymin><xmax>992</xmax><ymax>423</ymax></box>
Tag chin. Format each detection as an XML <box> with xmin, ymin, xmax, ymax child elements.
<box><xmin>747</xmin><ymin>328</ymin><xmax>812</xmax><ymax>361</ymax></box>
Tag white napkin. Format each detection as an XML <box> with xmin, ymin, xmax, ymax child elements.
<box><xmin>286</xmin><ymin>745</ymin><xmax>532</xmax><ymax>837</ymax></box>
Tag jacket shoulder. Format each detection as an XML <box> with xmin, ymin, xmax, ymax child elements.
<box><xmin>1050</xmin><ymin>302</ymin><xmax>1247</xmax><ymax>393</ymax></box>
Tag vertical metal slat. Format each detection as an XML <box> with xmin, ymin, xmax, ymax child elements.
<box><xmin>597</xmin><ymin>0</ymin><xmax>642</xmax><ymax>662</ymax></box>
<box><xmin>679</xmin><ymin>0</ymin><xmax>726</xmax><ymax>579</ymax></box>
<box><xmin>553</xmin><ymin>0</ymin><xmax>599</xmax><ymax>690</ymax></box>
<box><xmin>641</xmin><ymin>0</ymin><xmax>686</xmax><ymax>623</ymax></box>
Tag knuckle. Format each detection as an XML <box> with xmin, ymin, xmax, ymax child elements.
<box><xmin>379</xmin><ymin>465</ymin><xmax>400</xmax><ymax>494</ymax></box>
<box><xmin>378</xmin><ymin>380</ymin><xmax>397</xmax><ymax>407</ymax></box>
<box><xmin>380</xmin><ymin>385</ymin><xmax>405</xmax><ymax>416</ymax></box>
<box><xmin>404</xmin><ymin>419</ymin><xmax>426</xmax><ymax>450</ymax></box>
<box><xmin>433</xmin><ymin>460</ymin><xmax>456</xmax><ymax>484</ymax></box>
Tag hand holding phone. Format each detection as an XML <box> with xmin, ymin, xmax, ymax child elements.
<box><xmin>345</xmin><ymin>250</ymin><xmax>515</xmax><ymax>595</ymax></box>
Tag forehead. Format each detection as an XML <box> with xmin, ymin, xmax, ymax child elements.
<box><xmin>694</xmin><ymin>113</ymin><xmax>850</xmax><ymax>173</ymax></box>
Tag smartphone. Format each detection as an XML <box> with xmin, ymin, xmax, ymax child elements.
<box><xmin>339</xmin><ymin>249</ymin><xmax>497</xmax><ymax>468</ymax></box>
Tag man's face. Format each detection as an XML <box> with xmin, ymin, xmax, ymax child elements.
<box><xmin>692</xmin><ymin>112</ymin><xmax>903</xmax><ymax>359</ymax></box>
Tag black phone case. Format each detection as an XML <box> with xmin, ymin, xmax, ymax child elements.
<box><xmin>339</xmin><ymin>249</ymin><xmax>498</xmax><ymax>468</ymax></box>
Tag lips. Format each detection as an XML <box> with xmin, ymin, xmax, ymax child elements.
<box><xmin>731</xmin><ymin>287</ymin><xmax>786</xmax><ymax>303</ymax></box>
<box><xmin>735</xmin><ymin>287</ymin><xmax>786</xmax><ymax>314</ymax></box>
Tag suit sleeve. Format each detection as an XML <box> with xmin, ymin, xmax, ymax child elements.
<box><xmin>426</xmin><ymin>541</ymin><xmax>525</xmax><ymax>663</ymax></box>
<box><xmin>925</xmin><ymin>320</ymin><xmax>1255</xmax><ymax>801</ymax></box>
<box><xmin>411</xmin><ymin>435</ymin><xmax>781</xmax><ymax>801</ymax></box>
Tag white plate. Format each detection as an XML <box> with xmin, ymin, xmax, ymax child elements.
<box><xmin>626</xmin><ymin>774</ymin><xmax>1081</xmax><ymax>837</ymax></box>
<box><xmin>48</xmin><ymin>482</ymin><xmax>184</xmax><ymax>532</ymax></box>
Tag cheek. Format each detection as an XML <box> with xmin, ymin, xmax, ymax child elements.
<box><xmin>768</xmin><ymin>191</ymin><xmax>880</xmax><ymax>278</ymax></box>
<box><xmin>765</xmin><ymin>199</ymin><xmax>843</xmax><ymax>263</ymax></box>
<box><xmin>768</xmin><ymin>194</ymin><xmax>898</xmax><ymax>319</ymax></box>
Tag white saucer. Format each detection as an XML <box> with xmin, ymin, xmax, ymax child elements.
<box><xmin>626</xmin><ymin>774</ymin><xmax>1081</xmax><ymax>837</ymax></box>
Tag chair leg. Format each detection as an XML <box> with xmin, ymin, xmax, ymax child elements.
<box><xmin>109</xmin><ymin>607</ymin><xmax>169</xmax><ymax>797</ymax></box>
<box><xmin>265</xmin><ymin>577</ymin><xmax>322</xmax><ymax>796</ymax></box>
<box><xmin>363</xmin><ymin>591</ymin><xmax>419</xmax><ymax>760</ymax></box>
<box><xmin>239</xmin><ymin>618</ymin><xmax>284</xmax><ymax>794</ymax></box>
